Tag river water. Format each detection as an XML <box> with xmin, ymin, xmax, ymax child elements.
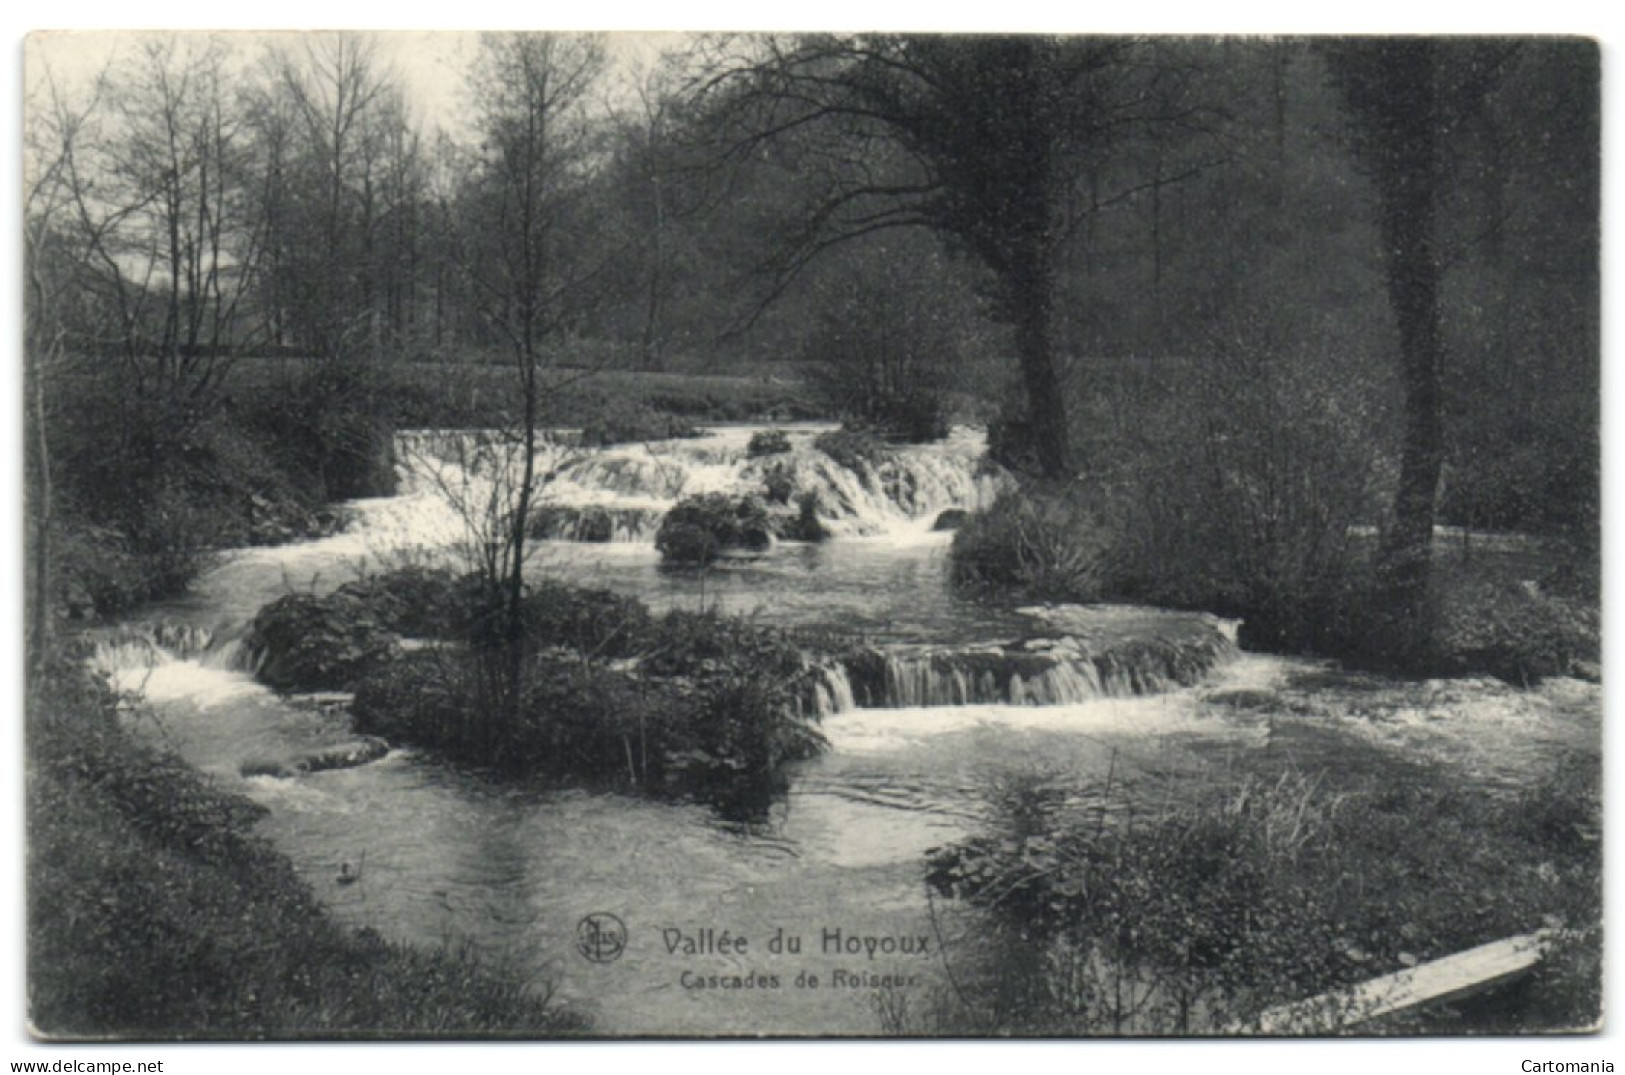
<box><xmin>92</xmin><ymin>425</ymin><xmax>1600</xmax><ymax>1036</ymax></box>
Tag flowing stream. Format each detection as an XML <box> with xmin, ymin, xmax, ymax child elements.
<box><xmin>90</xmin><ymin>424</ymin><xmax>1599</xmax><ymax>1036</ymax></box>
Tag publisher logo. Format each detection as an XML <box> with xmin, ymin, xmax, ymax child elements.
<box><xmin>576</xmin><ymin>912</ymin><xmax>628</xmax><ymax>964</ymax></box>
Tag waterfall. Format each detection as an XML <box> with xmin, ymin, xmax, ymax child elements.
<box><xmin>88</xmin><ymin>618</ymin><xmax>263</xmax><ymax>693</ymax></box>
<box><xmin>392</xmin><ymin>424</ymin><xmax>1009</xmax><ymax>544</ymax></box>
<box><xmin>526</xmin><ymin>504</ymin><xmax>667</xmax><ymax>543</ymax></box>
<box><xmin>812</xmin><ymin>663</ymin><xmax>858</xmax><ymax>717</ymax></box>
<box><xmin>816</xmin><ymin>610</ymin><xmax>1242</xmax><ymax>712</ymax></box>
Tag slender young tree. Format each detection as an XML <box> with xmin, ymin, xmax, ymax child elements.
<box><xmin>111</xmin><ymin>36</ymin><xmax>265</xmax><ymax>400</ymax></box>
<box><xmin>24</xmin><ymin>57</ymin><xmax>111</xmax><ymax>671</ymax></box>
<box><xmin>455</xmin><ymin>31</ymin><xmax>609</xmax><ymax>733</ymax></box>
<box><xmin>272</xmin><ymin>32</ymin><xmax>398</xmax><ymax>361</ymax></box>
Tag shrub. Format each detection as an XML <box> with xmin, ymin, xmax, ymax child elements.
<box><xmin>1429</xmin><ymin>572</ymin><xmax>1599</xmax><ymax>685</ymax></box>
<box><xmin>949</xmin><ymin>489</ymin><xmax>1112</xmax><ymax>600</ymax></box>
<box><xmin>652</xmin><ymin>523</ymin><xmax>719</xmax><ymax>566</ymax></box>
<box><xmin>578</xmin><ymin>397</ymin><xmax>699</xmax><ymax>447</ymax></box>
<box><xmin>49</xmin><ymin>516</ymin><xmax>195</xmax><ymax>619</ymax></box>
<box><xmin>247</xmin><ymin>591</ymin><xmax>399</xmax><ymax>692</ymax></box>
<box><xmin>38</xmin><ymin>361</ymin><xmax>394</xmax><ymax>621</ymax></box>
<box><xmin>917</xmin><ymin>727</ymin><xmax>1602</xmax><ymax>1035</ymax></box>
<box><xmin>516</xmin><ymin>652</ymin><xmax>664</xmax><ymax>777</ymax></box>
<box><xmin>332</xmin><ymin>568</ymin><xmax>660</xmax><ymax>659</ymax></box>
<box><xmin>639</xmin><ymin>609</ymin><xmax>807</xmax><ymax>680</ymax></box>
<box><xmin>799</xmin><ymin>250</ymin><xmax>965</xmax><ymax>443</ymax></box>
<box><xmin>964</xmin><ymin>310</ymin><xmax>1379</xmax><ymax>657</ymax></box>
<box><xmin>637</xmin><ymin>610</ymin><xmax>829</xmax><ymax>791</ymax></box>
<box><xmin>781</xmin><ymin>492</ymin><xmax>828</xmax><ymax>543</ymax></box>
<box><xmin>655</xmin><ymin>493</ymin><xmax>773</xmax><ymax>563</ymax></box>
<box><xmin>356</xmin><ymin>648</ymin><xmax>653</xmax><ymax>774</ymax></box>
<box><xmin>237</xmin><ymin>361</ymin><xmax>399</xmax><ymax>501</ymax></box>
<box><xmin>985</xmin><ymin>412</ymin><xmax>1044</xmax><ymax>476</ymax></box>
<box><xmin>522</xmin><ymin>580</ymin><xmax>652</xmax><ymax>659</ymax></box>
<box><xmin>335</xmin><ymin>565</ymin><xmax>465</xmax><ymax>639</ymax></box>
<box><xmin>747</xmin><ymin>428</ymin><xmax>793</xmax><ymax>458</ymax></box>
<box><xmin>351</xmin><ymin>650</ymin><xmax>476</xmax><ymax>750</ymax></box>
<box><xmin>812</xmin><ymin>425</ymin><xmax>890</xmax><ymax>472</ymax></box>
<box><xmin>352</xmin><ymin>605</ymin><xmax>829</xmax><ymax>811</ymax></box>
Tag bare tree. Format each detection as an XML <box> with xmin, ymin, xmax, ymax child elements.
<box><xmin>107</xmin><ymin>36</ymin><xmax>265</xmax><ymax>402</ymax></box>
<box><xmin>684</xmin><ymin>34</ymin><xmax>1222</xmax><ymax>477</ymax></box>
<box><xmin>272</xmin><ymin>32</ymin><xmax>398</xmax><ymax>362</ymax></box>
<box><xmin>452</xmin><ymin>31</ymin><xmax>610</xmax><ymax>731</ymax></box>
<box><xmin>23</xmin><ymin>56</ymin><xmax>110</xmax><ymax>669</ymax></box>
<box><xmin>612</xmin><ymin>51</ymin><xmax>686</xmax><ymax>372</ymax></box>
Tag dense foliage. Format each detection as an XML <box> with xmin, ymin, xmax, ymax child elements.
<box><xmin>246</xmin><ymin>568</ymin><xmax>833</xmax><ymax>810</ymax></box>
<box><xmin>654</xmin><ymin>493</ymin><xmax>774</xmax><ymax>564</ymax></box>
<box><xmin>811</xmin><ymin>426</ymin><xmax>892</xmax><ymax>473</ymax></box>
<box><xmin>746</xmin><ymin>428</ymin><xmax>793</xmax><ymax>458</ymax></box>
<box><xmin>949</xmin><ymin>489</ymin><xmax>1112</xmax><ymax>601</ymax></box>
<box><xmin>950</xmin><ymin>482</ymin><xmax>1599</xmax><ymax>682</ymax></box>
<box><xmin>38</xmin><ymin>362</ymin><xmax>397</xmax><ymax>623</ymax></box>
<box><xmin>248</xmin><ymin>591</ymin><xmax>401</xmax><ymax>692</ymax></box>
<box><xmin>577</xmin><ymin>396</ymin><xmax>702</xmax><ymax>447</ymax></box>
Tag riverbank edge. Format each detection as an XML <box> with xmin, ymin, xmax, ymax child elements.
<box><xmin>25</xmin><ymin>373</ymin><xmax>826</xmax><ymax>1037</ymax></box>
<box><xmin>25</xmin><ymin>662</ymin><xmax>589</xmax><ymax>1039</ymax></box>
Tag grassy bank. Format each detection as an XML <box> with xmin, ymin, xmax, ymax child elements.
<box><xmin>908</xmin><ymin>714</ymin><xmax>1600</xmax><ymax>1035</ymax></box>
<box><xmin>225</xmin><ymin>357</ymin><xmax>820</xmax><ymax>430</ymax></box>
<box><xmin>26</xmin><ymin>359</ymin><xmax>839</xmax><ymax>1038</ymax></box>
<box><xmin>27</xmin><ymin>661</ymin><xmax>586</xmax><ymax>1039</ymax></box>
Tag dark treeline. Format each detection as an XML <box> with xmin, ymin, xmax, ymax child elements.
<box><xmin>25</xmin><ymin>32</ymin><xmax>1598</xmax><ymax>655</ymax></box>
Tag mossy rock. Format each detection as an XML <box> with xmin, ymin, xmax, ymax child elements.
<box><xmin>747</xmin><ymin>429</ymin><xmax>793</xmax><ymax>458</ymax></box>
<box><xmin>655</xmin><ymin>493</ymin><xmax>773</xmax><ymax>564</ymax></box>
<box><xmin>248</xmin><ymin>592</ymin><xmax>399</xmax><ymax>692</ymax></box>
<box><xmin>240</xmin><ymin>736</ymin><xmax>391</xmax><ymax>778</ymax></box>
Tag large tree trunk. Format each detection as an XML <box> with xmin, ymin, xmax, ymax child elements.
<box><xmin>1369</xmin><ymin>44</ymin><xmax>1444</xmax><ymax>642</ymax></box>
<box><xmin>1010</xmin><ymin>259</ymin><xmax>1071</xmax><ymax>478</ymax></box>
<box><xmin>1376</xmin><ymin>202</ymin><xmax>1444</xmax><ymax>637</ymax></box>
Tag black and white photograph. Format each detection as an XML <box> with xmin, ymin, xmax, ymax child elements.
<box><xmin>15</xmin><ymin>20</ymin><xmax>1605</xmax><ymax>1056</ymax></box>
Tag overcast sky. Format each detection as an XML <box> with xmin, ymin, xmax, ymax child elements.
<box><xmin>26</xmin><ymin>30</ymin><xmax>681</xmax><ymax>139</ymax></box>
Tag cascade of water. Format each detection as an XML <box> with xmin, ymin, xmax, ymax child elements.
<box><xmin>87</xmin><ymin>618</ymin><xmax>221</xmax><ymax>685</ymax></box>
<box><xmin>826</xmin><ymin>624</ymin><xmax>1241</xmax><ymax>711</ymax></box>
<box><xmin>87</xmin><ymin>618</ymin><xmax>267</xmax><ymax>692</ymax></box>
<box><xmin>526</xmin><ymin>504</ymin><xmax>667</xmax><ymax>543</ymax></box>
<box><xmin>89</xmin><ymin>637</ymin><xmax>177</xmax><ymax>683</ymax></box>
<box><xmin>391</xmin><ymin>424</ymin><xmax>1009</xmax><ymax>544</ymax></box>
<box><xmin>812</xmin><ymin>663</ymin><xmax>857</xmax><ymax>717</ymax></box>
<box><xmin>201</xmin><ymin>634</ymin><xmax>262</xmax><ymax>674</ymax></box>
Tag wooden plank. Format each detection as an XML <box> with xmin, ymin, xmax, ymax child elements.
<box><xmin>1239</xmin><ymin>930</ymin><xmax>1558</xmax><ymax>1035</ymax></box>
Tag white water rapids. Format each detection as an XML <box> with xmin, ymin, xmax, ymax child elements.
<box><xmin>89</xmin><ymin>424</ymin><xmax>1599</xmax><ymax>1035</ymax></box>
